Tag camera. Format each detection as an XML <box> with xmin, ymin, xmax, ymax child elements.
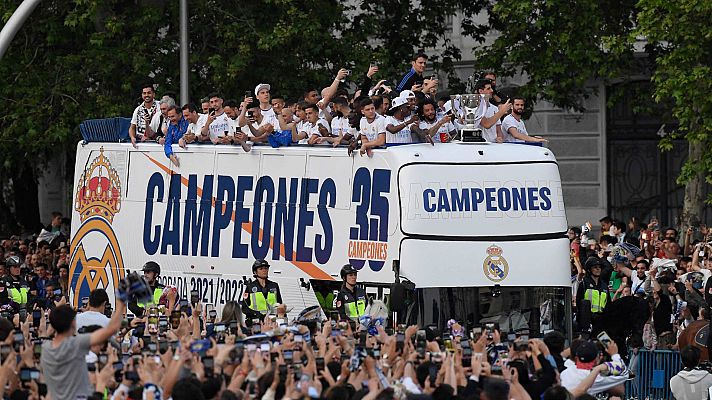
<box><xmin>123</xmin><ymin>272</ymin><xmax>153</xmax><ymax>305</ymax></box>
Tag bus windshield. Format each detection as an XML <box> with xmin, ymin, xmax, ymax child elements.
<box><xmin>416</xmin><ymin>286</ymin><xmax>571</xmax><ymax>338</ymax></box>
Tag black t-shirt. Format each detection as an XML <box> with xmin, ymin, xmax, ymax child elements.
<box><xmin>653</xmin><ymin>291</ymin><xmax>673</xmax><ymax>334</ymax></box>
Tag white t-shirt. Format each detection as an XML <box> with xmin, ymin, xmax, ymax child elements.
<box><xmin>359</xmin><ymin>114</ymin><xmax>387</xmax><ymax>142</ymax></box>
<box><xmin>297</xmin><ymin>119</ymin><xmax>331</xmax><ymax>144</ymax></box>
<box><xmin>145</xmin><ymin>112</ymin><xmax>168</xmax><ymax>137</ymax></box>
<box><xmin>419</xmin><ymin>118</ymin><xmax>456</xmax><ymax>143</ymax></box>
<box><xmin>479</xmin><ymin>103</ymin><xmax>502</xmax><ymax>143</ymax></box>
<box><xmin>331</xmin><ymin>116</ymin><xmax>351</xmax><ymax>138</ymax></box>
<box><xmin>130</xmin><ymin>102</ymin><xmax>159</xmax><ymax>137</ymax></box>
<box><xmin>261</xmin><ymin>107</ymin><xmax>276</xmax><ymax>121</ymax></box>
<box><xmin>501</xmin><ymin>114</ymin><xmax>529</xmax><ymax>143</ymax></box>
<box><xmin>241</xmin><ymin>113</ymin><xmax>279</xmax><ymax>138</ymax></box>
<box><xmin>207</xmin><ymin>112</ymin><xmax>232</xmax><ymax>142</ymax></box>
<box><xmin>76</xmin><ymin>310</ymin><xmax>110</xmax><ymax>330</ymax></box>
<box><xmin>186</xmin><ymin>113</ymin><xmax>208</xmax><ymax>137</ymax></box>
<box><xmin>385</xmin><ymin>115</ymin><xmax>414</xmax><ymax>144</ymax></box>
<box><xmin>560</xmin><ymin>356</ymin><xmax>629</xmax><ymax>395</ymax></box>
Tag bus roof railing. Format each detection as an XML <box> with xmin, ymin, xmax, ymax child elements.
<box><xmin>79</xmin><ymin>117</ymin><xmax>131</xmax><ymax>143</ymax></box>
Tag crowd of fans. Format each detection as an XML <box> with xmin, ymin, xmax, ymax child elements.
<box><xmin>4</xmin><ymin>207</ymin><xmax>712</xmax><ymax>399</ymax></box>
<box><xmin>128</xmin><ymin>53</ymin><xmax>547</xmax><ymax>166</ymax></box>
<box><xmin>569</xmin><ymin>215</ymin><xmax>712</xmax><ymax>349</ymax></box>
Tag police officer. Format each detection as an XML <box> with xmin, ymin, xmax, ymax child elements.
<box><xmin>336</xmin><ymin>264</ymin><xmax>368</xmax><ymax>321</ymax></box>
<box><xmin>242</xmin><ymin>259</ymin><xmax>283</xmax><ymax>322</ymax></box>
<box><xmin>128</xmin><ymin>261</ymin><xmax>165</xmax><ymax>317</ymax></box>
<box><xmin>576</xmin><ymin>257</ymin><xmax>610</xmax><ymax>333</ymax></box>
<box><xmin>4</xmin><ymin>256</ymin><xmax>31</xmax><ymax>308</ymax></box>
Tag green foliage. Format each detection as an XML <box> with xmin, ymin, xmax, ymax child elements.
<box><xmin>0</xmin><ymin>0</ymin><xmax>488</xmax><ymax>232</ymax></box>
<box><xmin>475</xmin><ymin>0</ymin><xmax>639</xmax><ymax>111</ymax></box>
<box><xmin>636</xmin><ymin>0</ymin><xmax>712</xmax><ymax>193</ymax></box>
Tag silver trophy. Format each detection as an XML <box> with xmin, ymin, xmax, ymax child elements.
<box><xmin>452</xmin><ymin>94</ymin><xmax>485</xmax><ymax>142</ymax></box>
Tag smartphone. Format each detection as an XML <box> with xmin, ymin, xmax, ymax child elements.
<box><xmin>597</xmin><ymin>331</ymin><xmax>612</xmax><ymax>344</ymax></box>
<box><xmin>158</xmin><ymin>316</ymin><xmax>168</xmax><ymax>332</ymax></box>
<box><xmin>125</xmin><ymin>370</ymin><xmax>140</xmax><ymax>382</ymax></box>
<box><xmin>99</xmin><ymin>353</ymin><xmax>108</xmax><ymax>365</ymax></box>
<box><xmin>316</xmin><ymin>357</ymin><xmax>325</xmax><ymax>372</ymax></box>
<box><xmin>202</xmin><ymin>356</ymin><xmax>214</xmax><ymax>370</ymax></box>
<box><xmin>244</xmin><ymin>90</ymin><xmax>252</xmax><ymax>99</ymax></box>
<box><xmin>147</xmin><ymin>342</ymin><xmax>157</xmax><ymax>352</ymax></box>
<box><xmin>283</xmin><ymin>350</ymin><xmax>293</xmax><ymax>363</ymax></box>
<box><xmin>170</xmin><ymin>310</ymin><xmax>181</xmax><ymax>329</ymax></box>
<box><xmin>190</xmin><ymin>339</ymin><xmax>211</xmax><ymax>353</ymax></box>
<box><xmin>112</xmin><ymin>361</ymin><xmax>124</xmax><ymax>371</ymax></box>
<box><xmin>260</xmin><ymin>343</ymin><xmax>270</xmax><ymax>352</ymax></box>
<box><xmin>20</xmin><ymin>368</ymin><xmax>40</xmax><ymax>382</ymax></box>
<box><xmin>13</xmin><ymin>331</ymin><xmax>24</xmax><ymax>352</ymax></box>
<box><xmin>279</xmin><ymin>364</ymin><xmax>288</xmax><ymax>383</ymax></box>
<box><xmin>158</xmin><ymin>340</ymin><xmax>168</xmax><ymax>354</ymax></box>
<box><xmin>396</xmin><ymin>333</ymin><xmax>405</xmax><ymax>351</ymax></box>
<box><xmin>147</xmin><ymin>315</ymin><xmax>158</xmax><ymax>335</ymax></box>
<box><xmin>33</xmin><ymin>342</ymin><xmax>42</xmax><ymax>358</ymax></box>
<box><xmin>32</xmin><ymin>310</ymin><xmax>41</xmax><ymax>328</ymax></box>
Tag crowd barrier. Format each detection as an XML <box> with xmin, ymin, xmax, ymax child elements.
<box><xmin>625</xmin><ymin>349</ymin><xmax>682</xmax><ymax>400</ymax></box>
<box><xmin>80</xmin><ymin>117</ymin><xmax>130</xmax><ymax>142</ymax></box>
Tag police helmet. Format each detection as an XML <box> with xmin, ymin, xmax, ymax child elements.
<box><xmin>142</xmin><ymin>261</ymin><xmax>161</xmax><ymax>275</ymax></box>
<box><xmin>584</xmin><ymin>257</ymin><xmax>603</xmax><ymax>271</ymax></box>
<box><xmin>252</xmin><ymin>259</ymin><xmax>270</xmax><ymax>275</ymax></box>
<box><xmin>4</xmin><ymin>256</ymin><xmax>20</xmax><ymax>268</ymax></box>
<box><xmin>340</xmin><ymin>264</ymin><xmax>358</xmax><ymax>281</ymax></box>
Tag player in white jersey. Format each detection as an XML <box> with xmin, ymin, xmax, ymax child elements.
<box><xmin>501</xmin><ymin>97</ymin><xmax>547</xmax><ymax>144</ymax></box>
<box><xmin>385</xmin><ymin>97</ymin><xmax>419</xmax><ymax>145</ymax></box>
<box><xmin>358</xmin><ymin>98</ymin><xmax>386</xmax><ymax>157</ymax></box>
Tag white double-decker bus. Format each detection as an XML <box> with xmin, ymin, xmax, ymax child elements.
<box><xmin>69</xmin><ymin>140</ymin><xmax>571</xmax><ymax>336</ymax></box>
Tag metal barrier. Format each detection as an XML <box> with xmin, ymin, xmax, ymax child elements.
<box><xmin>625</xmin><ymin>349</ymin><xmax>681</xmax><ymax>400</ymax></box>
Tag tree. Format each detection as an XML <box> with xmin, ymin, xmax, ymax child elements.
<box><xmin>636</xmin><ymin>0</ymin><xmax>712</xmax><ymax>228</ymax></box>
<box><xmin>474</xmin><ymin>0</ymin><xmax>640</xmax><ymax>111</ymax></box>
<box><xmin>0</xmin><ymin>0</ymin><xmax>489</xmax><ymax>234</ymax></box>
<box><xmin>474</xmin><ymin>0</ymin><xmax>712</xmax><ymax>227</ymax></box>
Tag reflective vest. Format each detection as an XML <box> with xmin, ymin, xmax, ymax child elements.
<box><xmin>8</xmin><ymin>287</ymin><xmax>28</xmax><ymax>305</ymax></box>
<box><xmin>249</xmin><ymin>290</ymin><xmax>277</xmax><ymax>313</ymax></box>
<box><xmin>136</xmin><ymin>287</ymin><xmax>163</xmax><ymax>309</ymax></box>
<box><xmin>346</xmin><ymin>298</ymin><xmax>366</xmax><ymax>319</ymax></box>
<box><xmin>584</xmin><ymin>288</ymin><xmax>608</xmax><ymax>313</ymax></box>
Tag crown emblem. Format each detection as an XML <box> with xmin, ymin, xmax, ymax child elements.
<box><xmin>74</xmin><ymin>147</ymin><xmax>121</xmax><ymax>223</ymax></box>
<box><xmin>486</xmin><ymin>244</ymin><xmax>503</xmax><ymax>256</ymax></box>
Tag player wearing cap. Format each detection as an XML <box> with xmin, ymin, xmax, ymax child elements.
<box><xmin>241</xmin><ymin>259</ymin><xmax>283</xmax><ymax>321</ymax></box>
<box><xmin>385</xmin><ymin>97</ymin><xmax>419</xmax><ymax>145</ymax></box>
<box><xmin>560</xmin><ymin>340</ymin><xmax>628</xmax><ymax>396</ymax></box>
<box><xmin>254</xmin><ymin>83</ymin><xmax>276</xmax><ymax>120</ymax></box>
<box><xmin>128</xmin><ymin>261</ymin><xmax>165</xmax><ymax>317</ymax></box>
<box><xmin>335</xmin><ymin>264</ymin><xmax>368</xmax><ymax>321</ymax></box>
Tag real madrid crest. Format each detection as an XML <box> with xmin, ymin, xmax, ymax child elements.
<box><xmin>483</xmin><ymin>244</ymin><xmax>508</xmax><ymax>282</ymax></box>
<box><xmin>68</xmin><ymin>147</ymin><xmax>126</xmax><ymax>308</ymax></box>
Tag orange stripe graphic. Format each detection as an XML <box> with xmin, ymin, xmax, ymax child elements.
<box><xmin>144</xmin><ymin>153</ymin><xmax>334</xmax><ymax>280</ymax></box>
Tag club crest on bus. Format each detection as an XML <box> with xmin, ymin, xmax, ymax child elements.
<box><xmin>483</xmin><ymin>244</ymin><xmax>508</xmax><ymax>282</ymax></box>
<box><xmin>69</xmin><ymin>147</ymin><xmax>126</xmax><ymax>308</ymax></box>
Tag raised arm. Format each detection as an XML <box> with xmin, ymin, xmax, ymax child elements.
<box><xmin>90</xmin><ymin>299</ymin><xmax>125</xmax><ymax>346</ymax></box>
